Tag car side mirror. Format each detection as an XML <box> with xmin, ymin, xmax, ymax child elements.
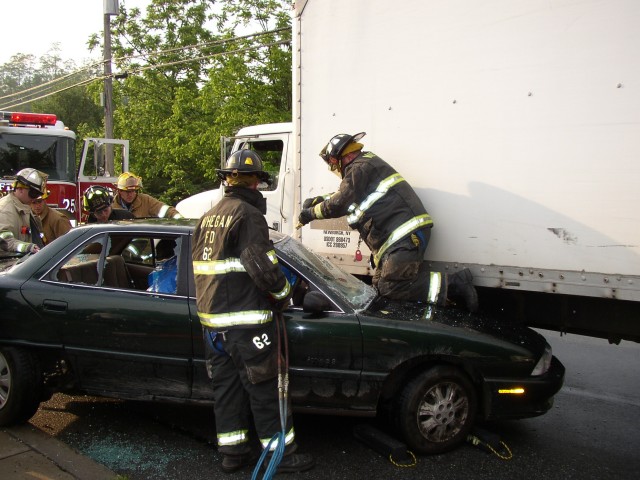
<box><xmin>302</xmin><ymin>290</ymin><xmax>332</xmax><ymax>313</ymax></box>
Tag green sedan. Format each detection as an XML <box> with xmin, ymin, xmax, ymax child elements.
<box><xmin>0</xmin><ymin>219</ymin><xmax>564</xmax><ymax>454</ymax></box>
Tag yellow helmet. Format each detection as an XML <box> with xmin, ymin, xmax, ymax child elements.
<box><xmin>116</xmin><ymin>172</ymin><xmax>143</xmax><ymax>191</ymax></box>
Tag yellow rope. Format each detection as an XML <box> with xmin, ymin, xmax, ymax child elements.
<box><xmin>389</xmin><ymin>450</ymin><xmax>417</xmax><ymax>467</ymax></box>
<box><xmin>468</xmin><ymin>435</ymin><xmax>513</xmax><ymax>460</ymax></box>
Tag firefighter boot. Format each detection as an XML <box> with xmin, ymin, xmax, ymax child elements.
<box><xmin>447</xmin><ymin>268</ymin><xmax>479</xmax><ymax>313</ymax></box>
<box><xmin>221</xmin><ymin>452</ymin><xmax>257</xmax><ymax>473</ymax></box>
<box><xmin>275</xmin><ymin>452</ymin><xmax>315</xmax><ymax>473</ymax></box>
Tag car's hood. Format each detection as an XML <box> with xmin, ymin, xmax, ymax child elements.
<box><xmin>363</xmin><ymin>297</ymin><xmax>547</xmax><ymax>352</ymax></box>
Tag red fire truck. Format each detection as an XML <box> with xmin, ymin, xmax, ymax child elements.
<box><xmin>0</xmin><ymin>111</ymin><xmax>128</xmax><ymax>224</ymax></box>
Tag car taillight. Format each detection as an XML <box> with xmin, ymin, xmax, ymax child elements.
<box><xmin>531</xmin><ymin>344</ymin><xmax>552</xmax><ymax>376</ymax></box>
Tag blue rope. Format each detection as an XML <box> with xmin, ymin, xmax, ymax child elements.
<box><xmin>252</xmin><ymin>431</ymin><xmax>285</xmax><ymax>480</ymax></box>
<box><xmin>251</xmin><ymin>311</ymin><xmax>289</xmax><ymax>480</ymax></box>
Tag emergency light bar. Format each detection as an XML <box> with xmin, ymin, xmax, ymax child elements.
<box><xmin>0</xmin><ymin>111</ymin><xmax>57</xmax><ymax>127</ymax></box>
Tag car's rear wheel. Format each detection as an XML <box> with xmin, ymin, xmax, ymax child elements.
<box><xmin>0</xmin><ymin>347</ymin><xmax>43</xmax><ymax>426</ymax></box>
<box><xmin>395</xmin><ymin>365</ymin><xmax>477</xmax><ymax>454</ymax></box>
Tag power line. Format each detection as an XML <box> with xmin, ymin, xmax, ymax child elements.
<box><xmin>0</xmin><ymin>36</ymin><xmax>291</xmax><ymax>110</ymax></box>
<box><xmin>127</xmin><ymin>39</ymin><xmax>290</xmax><ymax>75</ymax></box>
<box><xmin>0</xmin><ymin>27</ymin><xmax>290</xmax><ymax>106</ymax></box>
<box><xmin>0</xmin><ymin>77</ymin><xmax>100</xmax><ymax>110</ymax></box>
<box><xmin>0</xmin><ymin>62</ymin><xmax>102</xmax><ymax>102</ymax></box>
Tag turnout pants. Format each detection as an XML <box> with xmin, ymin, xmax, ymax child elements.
<box><xmin>373</xmin><ymin>227</ymin><xmax>446</xmax><ymax>305</ymax></box>
<box><xmin>203</xmin><ymin>322</ymin><xmax>295</xmax><ymax>456</ymax></box>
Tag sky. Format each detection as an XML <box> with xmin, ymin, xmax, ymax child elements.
<box><xmin>1</xmin><ymin>0</ymin><xmax>151</xmax><ymax>65</ymax></box>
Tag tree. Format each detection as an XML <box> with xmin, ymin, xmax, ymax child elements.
<box><xmin>0</xmin><ymin>46</ymin><xmax>103</xmax><ymax>138</ymax></box>
<box><xmin>100</xmin><ymin>0</ymin><xmax>292</xmax><ymax>205</ymax></box>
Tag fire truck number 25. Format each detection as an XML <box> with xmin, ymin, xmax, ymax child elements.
<box><xmin>61</xmin><ymin>198</ymin><xmax>76</xmax><ymax>213</ymax></box>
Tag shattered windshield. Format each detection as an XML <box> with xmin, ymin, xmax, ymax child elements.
<box><xmin>275</xmin><ymin>235</ymin><xmax>377</xmax><ymax>310</ymax></box>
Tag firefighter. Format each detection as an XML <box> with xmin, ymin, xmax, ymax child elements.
<box><xmin>297</xmin><ymin>132</ymin><xmax>478</xmax><ymax>312</ymax></box>
<box><xmin>192</xmin><ymin>150</ymin><xmax>314</xmax><ymax>474</ymax></box>
<box><xmin>31</xmin><ymin>189</ymin><xmax>72</xmax><ymax>244</ymax></box>
<box><xmin>83</xmin><ymin>186</ymin><xmax>134</xmax><ymax>223</ymax></box>
<box><xmin>113</xmin><ymin>172</ymin><xmax>183</xmax><ymax>219</ymax></box>
<box><xmin>0</xmin><ymin>168</ymin><xmax>47</xmax><ymax>256</ymax></box>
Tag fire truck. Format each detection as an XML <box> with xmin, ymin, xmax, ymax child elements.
<box><xmin>0</xmin><ymin>111</ymin><xmax>128</xmax><ymax>224</ymax></box>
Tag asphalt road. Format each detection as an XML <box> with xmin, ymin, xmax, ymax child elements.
<box><xmin>29</xmin><ymin>330</ymin><xmax>640</xmax><ymax>480</ymax></box>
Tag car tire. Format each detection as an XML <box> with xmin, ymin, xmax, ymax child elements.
<box><xmin>0</xmin><ymin>347</ymin><xmax>43</xmax><ymax>426</ymax></box>
<box><xmin>394</xmin><ymin>365</ymin><xmax>477</xmax><ymax>454</ymax></box>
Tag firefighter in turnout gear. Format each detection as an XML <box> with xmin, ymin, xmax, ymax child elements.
<box><xmin>192</xmin><ymin>150</ymin><xmax>315</xmax><ymax>474</ymax></box>
<box><xmin>83</xmin><ymin>186</ymin><xmax>134</xmax><ymax>223</ymax></box>
<box><xmin>0</xmin><ymin>168</ymin><xmax>47</xmax><ymax>256</ymax></box>
<box><xmin>31</xmin><ymin>189</ymin><xmax>72</xmax><ymax>244</ymax></box>
<box><xmin>297</xmin><ymin>132</ymin><xmax>478</xmax><ymax>312</ymax></box>
<box><xmin>112</xmin><ymin>172</ymin><xmax>183</xmax><ymax>219</ymax></box>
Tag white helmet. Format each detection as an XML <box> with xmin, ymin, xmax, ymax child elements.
<box><xmin>14</xmin><ymin>168</ymin><xmax>48</xmax><ymax>196</ymax></box>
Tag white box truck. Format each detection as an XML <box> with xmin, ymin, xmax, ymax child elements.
<box><xmin>178</xmin><ymin>0</ymin><xmax>640</xmax><ymax>343</ymax></box>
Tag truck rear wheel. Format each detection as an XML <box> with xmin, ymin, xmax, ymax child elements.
<box><xmin>0</xmin><ymin>347</ymin><xmax>43</xmax><ymax>426</ymax></box>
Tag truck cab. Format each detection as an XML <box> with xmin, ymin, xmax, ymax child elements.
<box><xmin>178</xmin><ymin>123</ymin><xmax>294</xmax><ymax>233</ymax></box>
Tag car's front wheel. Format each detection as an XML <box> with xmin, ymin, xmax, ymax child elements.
<box><xmin>0</xmin><ymin>347</ymin><xmax>43</xmax><ymax>426</ymax></box>
<box><xmin>395</xmin><ymin>365</ymin><xmax>477</xmax><ymax>454</ymax></box>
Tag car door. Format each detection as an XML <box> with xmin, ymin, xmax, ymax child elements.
<box><xmin>23</xmin><ymin>230</ymin><xmax>194</xmax><ymax>399</ymax></box>
<box><xmin>187</xmin><ymin>240</ymin><xmax>367</xmax><ymax>411</ymax></box>
<box><xmin>279</xmin><ymin>264</ymin><xmax>366</xmax><ymax>412</ymax></box>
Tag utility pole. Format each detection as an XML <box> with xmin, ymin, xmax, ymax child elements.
<box><xmin>103</xmin><ymin>0</ymin><xmax>119</xmax><ymax>174</ymax></box>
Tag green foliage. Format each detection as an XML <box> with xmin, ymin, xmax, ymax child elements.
<box><xmin>0</xmin><ymin>44</ymin><xmax>103</xmax><ymax>138</ymax></box>
<box><xmin>107</xmin><ymin>0</ymin><xmax>293</xmax><ymax>206</ymax></box>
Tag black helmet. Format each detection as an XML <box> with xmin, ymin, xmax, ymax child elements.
<box><xmin>216</xmin><ymin>149</ymin><xmax>271</xmax><ymax>184</ymax></box>
<box><xmin>319</xmin><ymin>132</ymin><xmax>366</xmax><ymax>165</ymax></box>
<box><xmin>83</xmin><ymin>185</ymin><xmax>114</xmax><ymax>213</ymax></box>
<box><xmin>13</xmin><ymin>168</ymin><xmax>48</xmax><ymax>196</ymax></box>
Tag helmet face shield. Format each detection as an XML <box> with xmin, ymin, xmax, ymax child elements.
<box><xmin>319</xmin><ymin>132</ymin><xmax>366</xmax><ymax>173</ymax></box>
<box><xmin>319</xmin><ymin>144</ymin><xmax>340</xmax><ymax>172</ymax></box>
<box><xmin>319</xmin><ymin>144</ymin><xmax>331</xmax><ymax>165</ymax></box>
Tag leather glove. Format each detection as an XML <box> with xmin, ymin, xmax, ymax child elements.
<box><xmin>298</xmin><ymin>207</ymin><xmax>316</xmax><ymax>226</ymax></box>
<box><xmin>274</xmin><ymin>296</ymin><xmax>292</xmax><ymax>312</ymax></box>
<box><xmin>271</xmin><ymin>283</ymin><xmax>294</xmax><ymax>312</ymax></box>
<box><xmin>303</xmin><ymin>196</ymin><xmax>325</xmax><ymax>209</ymax></box>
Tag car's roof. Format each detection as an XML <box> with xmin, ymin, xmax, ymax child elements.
<box><xmin>74</xmin><ymin>218</ymin><xmax>289</xmax><ymax>244</ymax></box>
<box><xmin>75</xmin><ymin>218</ymin><xmax>197</xmax><ymax>233</ymax></box>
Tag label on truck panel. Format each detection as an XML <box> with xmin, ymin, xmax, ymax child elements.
<box><xmin>323</xmin><ymin>230</ymin><xmax>352</xmax><ymax>249</ymax></box>
<box><xmin>304</xmin><ymin>219</ymin><xmax>372</xmax><ymax>275</ymax></box>
<box><xmin>309</xmin><ymin>218</ymin><xmax>353</xmax><ymax>249</ymax></box>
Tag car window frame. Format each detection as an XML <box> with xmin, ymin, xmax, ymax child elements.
<box><xmin>44</xmin><ymin>230</ymin><xmax>186</xmax><ymax>297</ymax></box>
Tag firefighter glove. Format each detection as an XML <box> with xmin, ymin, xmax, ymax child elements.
<box><xmin>273</xmin><ymin>294</ymin><xmax>292</xmax><ymax>313</ymax></box>
<box><xmin>298</xmin><ymin>207</ymin><xmax>316</xmax><ymax>226</ymax></box>
<box><xmin>303</xmin><ymin>195</ymin><xmax>325</xmax><ymax>209</ymax></box>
